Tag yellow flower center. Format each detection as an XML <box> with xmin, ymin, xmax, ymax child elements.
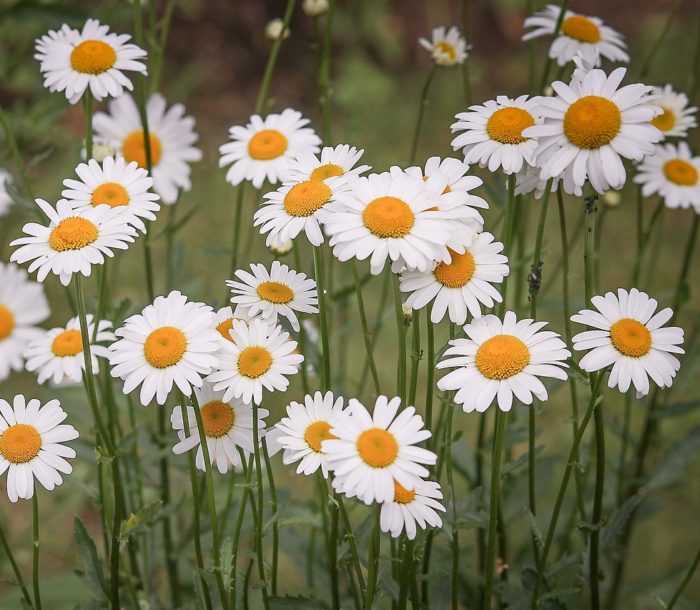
<box><xmin>248</xmin><ymin>129</ymin><xmax>288</xmax><ymax>160</ymax></box>
<box><xmin>475</xmin><ymin>334</ymin><xmax>530</xmax><ymax>380</ymax></box>
<box><xmin>362</xmin><ymin>196</ymin><xmax>415</xmax><ymax>238</ymax></box>
<box><xmin>310</xmin><ymin>163</ymin><xmax>344</xmax><ymax>181</ymax></box>
<box><xmin>238</xmin><ymin>346</ymin><xmax>273</xmax><ymax>378</ymax></box>
<box><xmin>48</xmin><ymin>217</ymin><xmax>99</xmax><ymax>252</ymax></box>
<box><xmin>486</xmin><ymin>107</ymin><xmax>535</xmax><ymax>145</ymax></box>
<box><xmin>144</xmin><ymin>326</ymin><xmax>187</xmax><ymax>368</ymax></box>
<box><xmin>393</xmin><ymin>480</ymin><xmax>416</xmax><ymax>504</ymax></box>
<box><xmin>435</xmin><ymin>41</ymin><xmax>457</xmax><ymax>61</ymax></box>
<box><xmin>304</xmin><ymin>420</ymin><xmax>337</xmax><ymax>453</ymax></box>
<box><xmin>651</xmin><ymin>107</ymin><xmax>676</xmax><ymax>132</ymax></box>
<box><xmin>0</xmin><ymin>305</ymin><xmax>14</xmax><ymax>340</ymax></box>
<box><xmin>356</xmin><ymin>427</ymin><xmax>399</xmax><ymax>468</ymax></box>
<box><xmin>663</xmin><ymin>159</ymin><xmax>698</xmax><ymax>186</ymax></box>
<box><xmin>200</xmin><ymin>400</ymin><xmax>235</xmax><ymax>438</ymax></box>
<box><xmin>434</xmin><ymin>250</ymin><xmax>476</xmax><ymax>288</ymax></box>
<box><xmin>216</xmin><ymin>318</ymin><xmax>246</xmax><ymax>342</ymax></box>
<box><xmin>51</xmin><ymin>329</ymin><xmax>83</xmax><ymax>357</ymax></box>
<box><xmin>563</xmin><ymin>96</ymin><xmax>622</xmax><ymax>149</ymax></box>
<box><xmin>610</xmin><ymin>318</ymin><xmax>652</xmax><ymax>358</ymax></box>
<box><xmin>91</xmin><ymin>182</ymin><xmax>130</xmax><ymax>208</ymax></box>
<box><xmin>122</xmin><ymin>130</ymin><xmax>163</xmax><ymax>168</ymax></box>
<box><xmin>561</xmin><ymin>15</ymin><xmax>601</xmax><ymax>43</ymax></box>
<box><xmin>70</xmin><ymin>40</ymin><xmax>117</xmax><ymax>75</ymax></box>
<box><xmin>0</xmin><ymin>424</ymin><xmax>42</xmax><ymax>464</ymax></box>
<box><xmin>283</xmin><ymin>180</ymin><xmax>332</xmax><ymax>217</ymax></box>
<box><xmin>256</xmin><ymin>281</ymin><xmax>294</xmax><ymax>304</ymax></box>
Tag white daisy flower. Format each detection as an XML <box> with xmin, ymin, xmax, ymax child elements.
<box><xmin>524</xmin><ymin>67</ymin><xmax>662</xmax><ymax>195</ymax></box>
<box><xmin>214</xmin><ymin>305</ymin><xmax>254</xmax><ymax>343</ymax></box>
<box><xmin>219</xmin><ymin>108</ymin><xmax>322</xmax><ymax>189</ymax></box>
<box><xmin>0</xmin><ymin>395</ymin><xmax>78</xmax><ymax>503</ymax></box>
<box><xmin>437</xmin><ymin>311</ymin><xmax>571</xmax><ymax>413</ymax></box>
<box><xmin>109</xmin><ymin>291</ymin><xmax>220</xmax><ymax>406</ymax></box>
<box><xmin>323</xmin><ymin>395</ymin><xmax>437</xmax><ymax>504</ymax></box>
<box><xmin>572</xmin><ymin>288</ymin><xmax>684</xmax><ymax>397</ymax></box>
<box><xmin>24</xmin><ymin>315</ymin><xmax>114</xmax><ymax>385</ymax></box>
<box><xmin>650</xmin><ymin>85</ymin><xmax>698</xmax><ymax>140</ymax></box>
<box><xmin>207</xmin><ymin>318</ymin><xmax>304</xmax><ymax>405</ymax></box>
<box><xmin>171</xmin><ymin>381</ymin><xmax>268</xmax><ymax>474</ymax></box>
<box><xmin>515</xmin><ymin>164</ymin><xmax>568</xmax><ymax>198</ymax></box>
<box><xmin>34</xmin><ymin>19</ymin><xmax>147</xmax><ymax>105</ymax></box>
<box><xmin>93</xmin><ymin>93</ymin><xmax>202</xmax><ymax>204</ymax></box>
<box><xmin>380</xmin><ymin>479</ymin><xmax>446</xmax><ymax>540</ymax></box>
<box><xmin>0</xmin><ymin>262</ymin><xmax>50</xmax><ymax>382</ymax></box>
<box><xmin>323</xmin><ymin>168</ymin><xmax>458</xmax><ymax>275</ymax></box>
<box><xmin>62</xmin><ymin>156</ymin><xmax>160</xmax><ymax>233</ymax></box>
<box><xmin>634</xmin><ymin>142</ymin><xmax>700</xmax><ymax>211</ymax></box>
<box><xmin>451</xmin><ymin>95</ymin><xmax>541</xmax><ymax>175</ymax></box>
<box><xmin>285</xmin><ymin>144</ymin><xmax>371</xmax><ymax>184</ymax></box>
<box><xmin>10</xmin><ymin>199</ymin><xmax>137</xmax><ymax>286</ymax></box>
<box><xmin>226</xmin><ymin>261</ymin><xmax>318</xmax><ymax>332</ymax></box>
<box><xmin>418</xmin><ymin>26</ymin><xmax>469</xmax><ymax>67</ymax></box>
<box><xmin>0</xmin><ymin>169</ymin><xmax>14</xmax><ymax>218</ymax></box>
<box><xmin>522</xmin><ymin>5</ymin><xmax>628</xmax><ymax>67</ymax></box>
<box><xmin>400</xmin><ymin>232</ymin><xmax>509</xmax><ymax>325</ymax></box>
<box><xmin>273</xmin><ymin>391</ymin><xmax>345</xmax><ymax>478</ymax></box>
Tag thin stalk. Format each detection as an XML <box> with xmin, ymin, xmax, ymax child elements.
<box><xmin>460</xmin><ymin>0</ymin><xmax>472</xmax><ymax>105</ymax></box>
<box><xmin>316</xmin><ymin>474</ymin><xmax>340</xmax><ymax>609</ymax></box>
<box><xmin>317</xmin><ymin>0</ymin><xmax>335</xmax><ymax>141</ymax></box>
<box><xmin>393</xmin><ymin>275</ymin><xmax>407</xmax><ymax>402</ymax></box>
<box><xmin>397</xmin><ymin>537</ymin><xmax>414</xmax><ymax>610</ymax></box>
<box><xmin>409</xmin><ymin>66</ymin><xmax>437</xmax><ymax>164</ymax></box>
<box><xmin>425</xmin><ymin>310</ymin><xmax>435</xmax><ymax>435</ymax></box>
<box><xmin>336</xmin><ymin>491</ymin><xmax>366</xmax><ymax>595</ymax></box>
<box><xmin>261</xmin><ymin>438</ymin><xmax>279</xmax><ymax>594</ymax></box>
<box><xmin>0</xmin><ymin>518</ymin><xmax>33</xmax><ymax>607</ymax></box>
<box><xmin>250</xmin><ymin>400</ymin><xmax>270</xmax><ymax>609</ymax></box>
<box><xmin>364</xmin><ymin>506</ymin><xmax>381</xmax><ymax>608</ymax></box>
<box><xmin>639</xmin><ymin>0</ymin><xmax>684</xmax><ymax>78</ymax></box>
<box><xmin>231</xmin><ymin>455</ymin><xmax>255</xmax><ymax>609</ymax></box>
<box><xmin>499</xmin><ymin>175</ymin><xmax>517</xmax><ymax>313</ymax></box>
<box><xmin>228</xmin><ymin>185</ymin><xmax>247</xmax><ymax>281</ymax></box>
<box><xmin>83</xmin><ymin>93</ymin><xmax>94</xmax><ymax>160</ymax></box>
<box><xmin>314</xmin><ymin>246</ymin><xmax>332</xmax><ymax>391</ymax></box>
<box><xmin>538</xmin><ymin>0</ymin><xmax>570</xmax><ymax>93</ymax></box>
<box><xmin>150</xmin><ymin>0</ymin><xmax>177</xmax><ymax>93</ymax></box>
<box><xmin>666</xmin><ymin>544</ymin><xmax>700</xmax><ymax>610</ymax></box>
<box><xmin>445</xmin><ymin>409</ymin><xmax>460</xmax><ymax>610</ymax></box>
<box><xmin>32</xmin><ymin>494</ymin><xmax>42</xmax><ymax>610</ymax></box>
<box><xmin>352</xmin><ymin>260</ymin><xmax>380</xmax><ymax>395</ymax></box>
<box><xmin>408</xmin><ymin>310</ymin><xmax>421</xmax><ymax>406</ymax></box>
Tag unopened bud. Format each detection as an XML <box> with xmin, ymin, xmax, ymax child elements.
<box><xmin>265</xmin><ymin>18</ymin><xmax>290</xmax><ymax>41</ymax></box>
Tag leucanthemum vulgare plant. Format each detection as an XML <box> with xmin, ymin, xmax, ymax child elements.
<box><xmin>1</xmin><ymin>2</ymin><xmax>699</xmax><ymax>610</ymax></box>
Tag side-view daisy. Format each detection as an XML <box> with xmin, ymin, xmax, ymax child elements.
<box><xmin>219</xmin><ymin>108</ymin><xmax>321</xmax><ymax>188</ymax></box>
<box><xmin>452</xmin><ymin>95</ymin><xmax>540</xmax><ymax>175</ymax></box>
<box><xmin>522</xmin><ymin>5</ymin><xmax>628</xmax><ymax>67</ymax></box>
<box><xmin>109</xmin><ymin>291</ymin><xmax>220</xmax><ymax>406</ymax></box>
<box><xmin>572</xmin><ymin>288</ymin><xmax>684</xmax><ymax>396</ymax></box>
<box><xmin>401</xmin><ymin>232</ymin><xmax>509</xmax><ymax>325</ymax></box>
<box><xmin>34</xmin><ymin>19</ymin><xmax>147</xmax><ymax>104</ymax></box>
<box><xmin>214</xmin><ymin>305</ymin><xmax>254</xmax><ymax>343</ymax></box>
<box><xmin>226</xmin><ymin>261</ymin><xmax>318</xmax><ymax>332</ymax></box>
<box><xmin>437</xmin><ymin>311</ymin><xmax>570</xmax><ymax>412</ymax></box>
<box><xmin>207</xmin><ymin>318</ymin><xmax>304</xmax><ymax>405</ymax></box>
<box><xmin>171</xmin><ymin>381</ymin><xmax>268</xmax><ymax>474</ymax></box>
<box><xmin>93</xmin><ymin>93</ymin><xmax>202</xmax><ymax>204</ymax></box>
<box><xmin>285</xmin><ymin>144</ymin><xmax>371</xmax><ymax>184</ymax></box>
<box><xmin>419</xmin><ymin>26</ymin><xmax>469</xmax><ymax>67</ymax></box>
<box><xmin>0</xmin><ymin>395</ymin><xmax>79</xmax><ymax>502</ymax></box>
<box><xmin>10</xmin><ymin>199</ymin><xmax>137</xmax><ymax>286</ymax></box>
<box><xmin>0</xmin><ymin>262</ymin><xmax>50</xmax><ymax>382</ymax></box>
<box><xmin>634</xmin><ymin>142</ymin><xmax>700</xmax><ymax>211</ymax></box>
<box><xmin>0</xmin><ymin>168</ymin><xmax>14</xmax><ymax>218</ymax></box>
<box><xmin>62</xmin><ymin>156</ymin><xmax>160</xmax><ymax>233</ymax></box>
<box><xmin>525</xmin><ymin>67</ymin><xmax>662</xmax><ymax>194</ymax></box>
<box><xmin>323</xmin><ymin>395</ymin><xmax>437</xmax><ymax>504</ymax></box>
<box><xmin>273</xmin><ymin>391</ymin><xmax>345</xmax><ymax>478</ymax></box>
<box><xmin>24</xmin><ymin>315</ymin><xmax>114</xmax><ymax>385</ymax></box>
<box><xmin>380</xmin><ymin>479</ymin><xmax>446</xmax><ymax>540</ymax></box>
<box><xmin>650</xmin><ymin>85</ymin><xmax>698</xmax><ymax>140</ymax></box>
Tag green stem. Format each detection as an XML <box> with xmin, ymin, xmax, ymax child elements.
<box><xmin>667</xmin><ymin>544</ymin><xmax>700</xmax><ymax>610</ymax></box>
<box><xmin>425</xmin><ymin>310</ymin><xmax>435</xmax><ymax>439</ymax></box>
<box><xmin>445</xmin><ymin>409</ymin><xmax>460</xmax><ymax>610</ymax></box>
<box><xmin>0</xmin><ymin>517</ymin><xmax>33</xmax><ymax>607</ymax></box>
<box><xmin>250</xmin><ymin>400</ymin><xmax>270</xmax><ymax>609</ymax></box>
<box><xmin>364</xmin><ymin>506</ymin><xmax>381</xmax><ymax>608</ymax></box>
<box><xmin>460</xmin><ymin>0</ymin><xmax>472</xmax><ymax>105</ymax></box>
<box><xmin>498</xmin><ymin>174</ymin><xmax>517</xmax><ymax>315</ymax></box>
<box><xmin>352</xmin><ymin>260</ymin><xmax>381</xmax><ymax>395</ymax></box>
<box><xmin>317</xmin><ymin>0</ymin><xmax>335</xmax><ymax>141</ymax></box>
<box><xmin>393</xmin><ymin>275</ymin><xmax>407</xmax><ymax>402</ymax></box>
<box><xmin>335</xmin><ymin>490</ymin><xmax>366</xmax><ymax>595</ymax></box>
<box><xmin>230</xmin><ymin>454</ymin><xmax>255</xmax><ymax>609</ymax></box>
<box><xmin>538</xmin><ymin>0</ymin><xmax>571</xmax><ymax>93</ymax></box>
<box><xmin>150</xmin><ymin>0</ymin><xmax>176</xmax><ymax>93</ymax></box>
<box><xmin>32</xmin><ymin>494</ymin><xmax>42</xmax><ymax>610</ymax></box>
<box><xmin>228</xmin><ymin>185</ymin><xmax>247</xmax><ymax>281</ymax></box>
<box><xmin>408</xmin><ymin>310</ymin><xmax>421</xmax><ymax>406</ymax></box>
<box><xmin>639</xmin><ymin>0</ymin><xmax>684</xmax><ymax>78</ymax></box>
<box><xmin>83</xmin><ymin>93</ymin><xmax>94</xmax><ymax>160</ymax></box>
<box><xmin>409</xmin><ymin>66</ymin><xmax>437</xmax><ymax>165</ymax></box>
<box><xmin>261</xmin><ymin>438</ymin><xmax>279</xmax><ymax>595</ymax></box>
<box><xmin>314</xmin><ymin>246</ymin><xmax>332</xmax><ymax>391</ymax></box>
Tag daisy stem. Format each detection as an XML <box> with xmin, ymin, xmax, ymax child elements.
<box><xmin>261</xmin><ymin>437</ymin><xmax>279</xmax><ymax>594</ymax></box>
<box><xmin>315</xmin><ymin>473</ymin><xmax>339</xmax><ymax>609</ymax></box>
<box><xmin>314</xmin><ymin>245</ymin><xmax>332</xmax><ymax>391</ymax></box>
<box><xmin>228</xmin><ymin>184</ymin><xmax>247</xmax><ymax>282</ymax></box>
<box><xmin>249</xmin><ymin>399</ymin><xmax>270</xmax><ymax>609</ymax></box>
<box><xmin>190</xmin><ymin>393</ymin><xmax>230</xmax><ymax>610</ymax></box>
<box><xmin>498</xmin><ymin>174</ymin><xmax>517</xmax><ymax>314</ymax></box>
<box><xmin>32</xmin><ymin>493</ymin><xmax>41</xmax><ymax>610</ymax></box>
<box><xmin>352</xmin><ymin>260</ymin><xmax>380</xmax><ymax>395</ymax></box>
<box><xmin>231</xmin><ymin>453</ymin><xmax>255</xmax><ymax>609</ymax></box>
<box><xmin>425</xmin><ymin>309</ymin><xmax>435</xmax><ymax>439</ymax></box>
<box><xmin>83</xmin><ymin>93</ymin><xmax>93</xmax><ymax>160</ymax></box>
<box><xmin>639</xmin><ymin>0</ymin><xmax>685</xmax><ymax>79</ymax></box>
<box><xmin>365</xmin><ymin>505</ymin><xmax>381</xmax><ymax>608</ymax></box>
<box><xmin>537</xmin><ymin>0</ymin><xmax>570</xmax><ymax>94</ymax></box>
<box><xmin>150</xmin><ymin>0</ymin><xmax>176</xmax><ymax>94</ymax></box>
<box><xmin>408</xmin><ymin>311</ymin><xmax>422</xmax><ymax>406</ymax></box>
<box><xmin>445</xmin><ymin>408</ymin><xmax>460</xmax><ymax>610</ymax></box>
<box><xmin>667</xmin><ymin>544</ymin><xmax>700</xmax><ymax>610</ymax></box>
<box><xmin>460</xmin><ymin>0</ymin><xmax>472</xmax><ymax>105</ymax></box>
<box><xmin>409</xmin><ymin>65</ymin><xmax>437</xmax><ymax>165</ymax></box>
<box><xmin>393</xmin><ymin>274</ymin><xmax>408</xmax><ymax>403</ymax></box>
<box><xmin>316</xmin><ymin>0</ymin><xmax>335</xmax><ymax>142</ymax></box>
<box><xmin>334</xmin><ymin>487</ymin><xmax>366</xmax><ymax>594</ymax></box>
<box><xmin>0</xmin><ymin>518</ymin><xmax>33</xmax><ymax>608</ymax></box>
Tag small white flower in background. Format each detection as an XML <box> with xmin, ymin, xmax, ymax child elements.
<box><xmin>265</xmin><ymin>18</ymin><xmax>290</xmax><ymax>41</ymax></box>
<box><xmin>109</xmin><ymin>291</ymin><xmax>220</xmax><ymax>406</ymax></box>
<box><xmin>324</xmin><ymin>395</ymin><xmax>437</xmax><ymax>504</ymax></box>
<box><xmin>10</xmin><ymin>199</ymin><xmax>137</xmax><ymax>286</ymax></box>
<box><xmin>0</xmin><ymin>395</ymin><xmax>79</xmax><ymax>503</ymax></box>
<box><xmin>419</xmin><ymin>26</ymin><xmax>469</xmax><ymax>67</ymax></box>
<box><xmin>522</xmin><ymin>5</ymin><xmax>628</xmax><ymax>67</ymax></box>
<box><xmin>227</xmin><ymin>261</ymin><xmax>318</xmax><ymax>332</ymax></box>
<box><xmin>0</xmin><ymin>169</ymin><xmax>15</xmax><ymax>217</ymax></box>
<box><xmin>90</xmin><ymin>140</ymin><xmax>117</xmax><ymax>163</ymax></box>
<box><xmin>302</xmin><ymin>318</ymin><xmax>319</xmax><ymax>344</ymax></box>
<box><xmin>24</xmin><ymin>315</ymin><xmax>114</xmax><ymax>385</ymax></box>
<box><xmin>34</xmin><ymin>19</ymin><xmax>147</xmax><ymax>104</ymax></box>
<box><xmin>285</xmin><ymin>144</ymin><xmax>371</xmax><ymax>184</ymax></box>
<box><xmin>273</xmin><ymin>391</ymin><xmax>345</xmax><ymax>478</ymax></box>
<box><xmin>0</xmin><ymin>262</ymin><xmax>50</xmax><ymax>382</ymax></box>
<box><xmin>219</xmin><ymin>109</ymin><xmax>321</xmax><ymax>189</ymax></box>
<box><xmin>62</xmin><ymin>156</ymin><xmax>160</xmax><ymax>234</ymax></box>
<box><xmin>213</xmin><ymin>305</ymin><xmax>254</xmax><ymax>343</ymax></box>
<box><xmin>437</xmin><ymin>311</ymin><xmax>570</xmax><ymax>413</ymax></box>
<box><xmin>171</xmin><ymin>381</ymin><xmax>268</xmax><ymax>474</ymax></box>
<box><xmin>380</xmin><ymin>479</ymin><xmax>446</xmax><ymax>540</ymax></box>
<box><xmin>268</xmin><ymin>235</ymin><xmax>294</xmax><ymax>256</ymax></box>
<box><xmin>571</xmin><ymin>47</ymin><xmax>600</xmax><ymax>84</ymax></box>
<box><xmin>650</xmin><ymin>84</ymin><xmax>698</xmax><ymax>140</ymax></box>
<box><xmin>302</xmin><ymin>0</ymin><xmax>329</xmax><ymax>17</ymax></box>
<box><xmin>401</xmin><ymin>301</ymin><xmax>413</xmax><ymax>321</ymax></box>
<box><xmin>93</xmin><ymin>93</ymin><xmax>202</xmax><ymax>204</ymax></box>
<box><xmin>572</xmin><ymin>288</ymin><xmax>684</xmax><ymax>397</ymax></box>
<box><xmin>602</xmin><ymin>190</ymin><xmax>622</xmax><ymax>207</ymax></box>
<box><xmin>634</xmin><ymin>142</ymin><xmax>700</xmax><ymax>212</ymax></box>
<box><xmin>515</xmin><ymin>164</ymin><xmax>566</xmax><ymax>198</ymax></box>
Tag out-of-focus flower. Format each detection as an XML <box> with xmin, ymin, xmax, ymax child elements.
<box><xmin>419</xmin><ymin>26</ymin><xmax>469</xmax><ymax>67</ymax></box>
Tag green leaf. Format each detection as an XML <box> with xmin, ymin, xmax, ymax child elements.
<box><xmin>651</xmin><ymin>399</ymin><xmax>700</xmax><ymax>419</ymax></box>
<box><xmin>601</xmin><ymin>495</ymin><xmax>643</xmax><ymax>551</ymax></box>
<box><xmin>73</xmin><ymin>517</ymin><xmax>108</xmax><ymax>602</ymax></box>
<box><xmin>526</xmin><ymin>510</ymin><xmax>545</xmax><ymax>551</ymax></box>
<box><xmin>120</xmin><ymin>500</ymin><xmax>164</xmax><ymax>540</ymax></box>
<box><xmin>220</xmin><ymin>537</ymin><xmax>233</xmax><ymax>591</ymax></box>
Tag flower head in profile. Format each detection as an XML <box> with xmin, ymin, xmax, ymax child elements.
<box><xmin>419</xmin><ymin>26</ymin><xmax>469</xmax><ymax>67</ymax></box>
<box><xmin>572</xmin><ymin>288</ymin><xmax>684</xmax><ymax>396</ymax></box>
<box><xmin>437</xmin><ymin>311</ymin><xmax>570</xmax><ymax>412</ymax></box>
<box><xmin>0</xmin><ymin>169</ymin><xmax>14</xmax><ymax>218</ymax></box>
<box><xmin>0</xmin><ymin>395</ymin><xmax>79</xmax><ymax>502</ymax></box>
<box><xmin>213</xmin><ymin>305</ymin><xmax>254</xmax><ymax>343</ymax></box>
<box><xmin>35</xmin><ymin>19</ymin><xmax>147</xmax><ymax>104</ymax></box>
<box><xmin>380</xmin><ymin>479</ymin><xmax>446</xmax><ymax>540</ymax></box>
<box><xmin>650</xmin><ymin>85</ymin><xmax>698</xmax><ymax>140</ymax></box>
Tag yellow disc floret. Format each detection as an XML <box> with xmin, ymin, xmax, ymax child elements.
<box><xmin>434</xmin><ymin>250</ymin><xmax>476</xmax><ymax>288</ymax></box>
<box><xmin>238</xmin><ymin>346</ymin><xmax>273</xmax><ymax>378</ymax></box>
<box><xmin>201</xmin><ymin>400</ymin><xmax>235</xmax><ymax>438</ymax></box>
<box><xmin>92</xmin><ymin>182</ymin><xmax>130</xmax><ymax>208</ymax></box>
<box><xmin>70</xmin><ymin>40</ymin><xmax>117</xmax><ymax>75</ymax></box>
<box><xmin>610</xmin><ymin>318</ymin><xmax>652</xmax><ymax>357</ymax></box>
<box><xmin>248</xmin><ymin>129</ymin><xmax>288</xmax><ymax>160</ymax></box>
<box><xmin>304</xmin><ymin>421</ymin><xmax>337</xmax><ymax>453</ymax></box>
<box><xmin>563</xmin><ymin>96</ymin><xmax>621</xmax><ymax>149</ymax></box>
<box><xmin>256</xmin><ymin>281</ymin><xmax>294</xmax><ymax>304</ymax></box>
<box><xmin>356</xmin><ymin>427</ymin><xmax>399</xmax><ymax>468</ymax></box>
<box><xmin>0</xmin><ymin>424</ymin><xmax>42</xmax><ymax>464</ymax></box>
<box><xmin>283</xmin><ymin>180</ymin><xmax>332</xmax><ymax>217</ymax></box>
<box><xmin>486</xmin><ymin>107</ymin><xmax>535</xmax><ymax>145</ymax></box>
<box><xmin>362</xmin><ymin>196</ymin><xmax>415</xmax><ymax>238</ymax></box>
<box><xmin>0</xmin><ymin>305</ymin><xmax>14</xmax><ymax>340</ymax></box>
<box><xmin>475</xmin><ymin>334</ymin><xmax>530</xmax><ymax>380</ymax></box>
<box><xmin>144</xmin><ymin>326</ymin><xmax>187</xmax><ymax>368</ymax></box>
<box><xmin>123</xmin><ymin>130</ymin><xmax>163</xmax><ymax>168</ymax></box>
<box><xmin>561</xmin><ymin>15</ymin><xmax>601</xmax><ymax>43</ymax></box>
<box><xmin>48</xmin><ymin>217</ymin><xmax>99</xmax><ymax>252</ymax></box>
<box><xmin>310</xmin><ymin>163</ymin><xmax>344</xmax><ymax>181</ymax></box>
<box><xmin>663</xmin><ymin>159</ymin><xmax>698</xmax><ymax>186</ymax></box>
<box><xmin>51</xmin><ymin>329</ymin><xmax>83</xmax><ymax>357</ymax></box>
<box><xmin>393</xmin><ymin>480</ymin><xmax>417</xmax><ymax>504</ymax></box>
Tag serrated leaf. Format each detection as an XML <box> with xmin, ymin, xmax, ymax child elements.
<box><xmin>526</xmin><ymin>510</ymin><xmax>545</xmax><ymax>550</ymax></box>
<box><xmin>73</xmin><ymin>517</ymin><xmax>108</xmax><ymax>602</ymax></box>
<box><xmin>120</xmin><ymin>500</ymin><xmax>164</xmax><ymax>540</ymax></box>
<box><xmin>601</xmin><ymin>495</ymin><xmax>643</xmax><ymax>551</ymax></box>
